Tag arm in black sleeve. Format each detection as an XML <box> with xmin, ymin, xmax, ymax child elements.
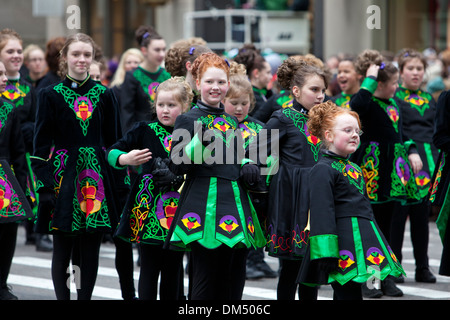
<box><xmin>433</xmin><ymin>90</ymin><xmax>450</xmax><ymax>152</ymax></box>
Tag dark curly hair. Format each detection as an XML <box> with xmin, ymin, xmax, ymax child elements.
<box><xmin>277</xmin><ymin>56</ymin><xmax>328</xmax><ymax>91</ymax></box>
<box><xmin>165</xmin><ymin>43</ymin><xmax>212</xmax><ymax>77</ymax></box>
<box><xmin>355</xmin><ymin>49</ymin><xmax>397</xmax><ymax>83</ymax></box>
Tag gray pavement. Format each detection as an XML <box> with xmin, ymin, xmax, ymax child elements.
<box><xmin>6</xmin><ymin>220</ymin><xmax>450</xmax><ymax>300</ymax></box>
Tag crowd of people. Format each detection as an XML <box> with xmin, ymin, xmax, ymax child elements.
<box><xmin>0</xmin><ymin>23</ymin><xmax>450</xmax><ymax>302</ymax></box>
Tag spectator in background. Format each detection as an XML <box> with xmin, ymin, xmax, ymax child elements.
<box><xmin>36</xmin><ymin>37</ymin><xmax>66</xmax><ymax>92</ymax></box>
<box><xmin>23</xmin><ymin>44</ymin><xmax>47</xmax><ymax>88</ymax></box>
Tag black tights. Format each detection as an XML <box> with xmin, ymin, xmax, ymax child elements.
<box><xmin>0</xmin><ymin>223</ymin><xmax>18</xmax><ymax>289</ymax></box>
<box><xmin>138</xmin><ymin>243</ymin><xmax>184</xmax><ymax>300</ymax></box>
<box><xmin>52</xmin><ymin>232</ymin><xmax>103</xmax><ymax>300</ymax></box>
<box><xmin>277</xmin><ymin>258</ymin><xmax>318</xmax><ymax>300</ymax></box>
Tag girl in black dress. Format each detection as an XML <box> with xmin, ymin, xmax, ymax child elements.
<box><xmin>298</xmin><ymin>101</ymin><xmax>405</xmax><ymax>300</ymax></box>
<box><xmin>0</xmin><ymin>61</ymin><xmax>33</xmax><ymax>300</ymax></box>
<box><xmin>32</xmin><ymin>33</ymin><xmax>122</xmax><ymax>300</ymax></box>
<box><xmin>108</xmin><ymin>77</ymin><xmax>192</xmax><ymax>300</ymax></box>
<box><xmin>166</xmin><ymin>52</ymin><xmax>266</xmax><ymax>300</ymax></box>
<box><xmin>264</xmin><ymin>56</ymin><xmax>327</xmax><ymax>300</ymax></box>
<box><xmin>350</xmin><ymin>49</ymin><xmax>420</xmax><ymax>297</ymax></box>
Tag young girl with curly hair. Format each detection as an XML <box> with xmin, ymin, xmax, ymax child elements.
<box><xmin>350</xmin><ymin>49</ymin><xmax>420</xmax><ymax>297</ymax></box>
<box><xmin>297</xmin><ymin>101</ymin><xmax>405</xmax><ymax>300</ymax></box>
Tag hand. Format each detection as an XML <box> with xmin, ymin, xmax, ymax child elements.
<box><xmin>366</xmin><ymin>64</ymin><xmax>379</xmax><ymax>78</ymax></box>
<box><xmin>408</xmin><ymin>153</ymin><xmax>423</xmax><ymax>175</ymax></box>
<box><xmin>118</xmin><ymin>149</ymin><xmax>152</xmax><ymax>166</ymax></box>
<box><xmin>240</xmin><ymin>163</ymin><xmax>260</xmax><ymax>186</ymax></box>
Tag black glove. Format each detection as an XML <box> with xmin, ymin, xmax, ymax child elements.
<box><xmin>240</xmin><ymin>163</ymin><xmax>260</xmax><ymax>186</ymax></box>
<box><xmin>151</xmin><ymin>157</ymin><xmax>183</xmax><ymax>190</ymax></box>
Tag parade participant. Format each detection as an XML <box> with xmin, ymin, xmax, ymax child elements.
<box><xmin>120</xmin><ymin>25</ymin><xmax>170</xmax><ymax>135</ymax></box>
<box><xmin>0</xmin><ymin>61</ymin><xmax>33</xmax><ymax>300</ymax></box>
<box><xmin>297</xmin><ymin>100</ymin><xmax>405</xmax><ymax>300</ymax></box>
<box><xmin>108</xmin><ymin>77</ymin><xmax>191</xmax><ymax>300</ymax></box>
<box><xmin>164</xmin><ymin>41</ymin><xmax>212</xmax><ymax>107</ymax></box>
<box><xmin>331</xmin><ymin>57</ymin><xmax>360</xmax><ymax>108</ymax></box>
<box><xmin>234</xmin><ymin>44</ymin><xmax>273</xmax><ymax>116</ymax></box>
<box><xmin>350</xmin><ymin>49</ymin><xmax>420</xmax><ymax>297</ymax></box>
<box><xmin>165</xmin><ymin>52</ymin><xmax>266</xmax><ymax>300</ymax></box>
<box><xmin>431</xmin><ymin>85</ymin><xmax>450</xmax><ymax>278</ymax></box>
<box><xmin>0</xmin><ymin>28</ymin><xmax>46</xmax><ymax>251</ymax></box>
<box><xmin>22</xmin><ymin>44</ymin><xmax>46</xmax><ymax>88</ymax></box>
<box><xmin>110</xmin><ymin>48</ymin><xmax>144</xmax><ymax>97</ymax></box>
<box><xmin>31</xmin><ymin>33</ymin><xmax>122</xmax><ymax>300</ymax></box>
<box><xmin>391</xmin><ymin>48</ymin><xmax>437</xmax><ymax>284</ymax></box>
<box><xmin>223</xmin><ymin>62</ymin><xmax>277</xmax><ymax>281</ymax></box>
<box><xmin>264</xmin><ymin>57</ymin><xmax>327</xmax><ymax>300</ymax></box>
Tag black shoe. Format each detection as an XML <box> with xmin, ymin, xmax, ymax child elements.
<box><xmin>36</xmin><ymin>234</ymin><xmax>53</xmax><ymax>252</ymax></box>
<box><xmin>246</xmin><ymin>265</ymin><xmax>265</xmax><ymax>280</ymax></box>
<box><xmin>381</xmin><ymin>277</ymin><xmax>403</xmax><ymax>297</ymax></box>
<box><xmin>415</xmin><ymin>268</ymin><xmax>436</xmax><ymax>283</ymax></box>
<box><xmin>255</xmin><ymin>261</ymin><xmax>278</xmax><ymax>278</ymax></box>
<box><xmin>361</xmin><ymin>283</ymin><xmax>383</xmax><ymax>298</ymax></box>
<box><xmin>393</xmin><ymin>275</ymin><xmax>405</xmax><ymax>283</ymax></box>
<box><xmin>0</xmin><ymin>287</ymin><xmax>18</xmax><ymax>300</ymax></box>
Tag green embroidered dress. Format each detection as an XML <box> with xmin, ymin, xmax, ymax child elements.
<box><xmin>31</xmin><ymin>76</ymin><xmax>122</xmax><ymax>234</ymax></box>
<box><xmin>349</xmin><ymin>77</ymin><xmax>420</xmax><ymax>205</ymax></box>
<box><xmin>297</xmin><ymin>151</ymin><xmax>405</xmax><ymax>286</ymax></box>
<box><xmin>166</xmin><ymin>101</ymin><xmax>266</xmax><ymax>250</ymax></box>
<box><xmin>264</xmin><ymin>100</ymin><xmax>321</xmax><ymax>259</ymax></box>
<box><xmin>0</xmin><ymin>97</ymin><xmax>33</xmax><ymax>223</ymax></box>
<box><xmin>120</xmin><ymin>66</ymin><xmax>171</xmax><ymax>135</ymax></box>
<box><xmin>395</xmin><ymin>85</ymin><xmax>438</xmax><ymax>200</ymax></box>
<box><xmin>108</xmin><ymin>120</ymin><xmax>180</xmax><ymax>245</ymax></box>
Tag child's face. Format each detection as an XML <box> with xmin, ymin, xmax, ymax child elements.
<box><xmin>0</xmin><ymin>39</ymin><xmax>23</xmax><ymax>76</ymax></box>
<box><xmin>65</xmin><ymin>41</ymin><xmax>93</xmax><ymax>79</ymax></box>
<box><xmin>376</xmin><ymin>72</ymin><xmax>399</xmax><ymax>99</ymax></box>
<box><xmin>26</xmin><ymin>49</ymin><xmax>46</xmax><ymax>75</ymax></box>
<box><xmin>337</xmin><ymin>61</ymin><xmax>360</xmax><ymax>94</ymax></box>
<box><xmin>401</xmin><ymin>58</ymin><xmax>425</xmax><ymax>91</ymax></box>
<box><xmin>253</xmin><ymin>61</ymin><xmax>272</xmax><ymax>89</ymax></box>
<box><xmin>0</xmin><ymin>62</ymin><xmax>9</xmax><ymax>92</ymax></box>
<box><xmin>197</xmin><ymin>67</ymin><xmax>229</xmax><ymax>108</ymax></box>
<box><xmin>293</xmin><ymin>74</ymin><xmax>326</xmax><ymax>110</ymax></box>
<box><xmin>124</xmin><ymin>54</ymin><xmax>142</xmax><ymax>72</ymax></box>
<box><xmin>89</xmin><ymin>63</ymin><xmax>101</xmax><ymax>81</ymax></box>
<box><xmin>155</xmin><ymin>90</ymin><xmax>184</xmax><ymax>127</ymax></box>
<box><xmin>327</xmin><ymin>113</ymin><xmax>361</xmax><ymax>158</ymax></box>
<box><xmin>223</xmin><ymin>93</ymin><xmax>251</xmax><ymax>122</ymax></box>
<box><xmin>142</xmin><ymin>39</ymin><xmax>166</xmax><ymax>67</ymax></box>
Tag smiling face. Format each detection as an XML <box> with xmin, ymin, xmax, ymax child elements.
<box><xmin>337</xmin><ymin>60</ymin><xmax>360</xmax><ymax>95</ymax></box>
<box><xmin>223</xmin><ymin>93</ymin><xmax>251</xmax><ymax>122</ymax></box>
<box><xmin>0</xmin><ymin>39</ymin><xmax>23</xmax><ymax>77</ymax></box>
<box><xmin>197</xmin><ymin>67</ymin><xmax>229</xmax><ymax>108</ymax></box>
<box><xmin>65</xmin><ymin>41</ymin><xmax>94</xmax><ymax>79</ymax></box>
<box><xmin>400</xmin><ymin>57</ymin><xmax>425</xmax><ymax>91</ymax></box>
<box><xmin>155</xmin><ymin>90</ymin><xmax>184</xmax><ymax>127</ymax></box>
<box><xmin>326</xmin><ymin>113</ymin><xmax>361</xmax><ymax>158</ymax></box>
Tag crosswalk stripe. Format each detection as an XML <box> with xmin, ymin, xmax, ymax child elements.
<box><xmin>7</xmin><ymin>274</ymin><xmax>123</xmax><ymax>300</ymax></box>
<box><xmin>10</xmin><ymin>253</ymin><xmax>449</xmax><ymax>300</ymax></box>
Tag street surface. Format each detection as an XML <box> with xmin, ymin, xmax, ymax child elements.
<box><xmin>7</xmin><ymin>220</ymin><xmax>450</xmax><ymax>300</ymax></box>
